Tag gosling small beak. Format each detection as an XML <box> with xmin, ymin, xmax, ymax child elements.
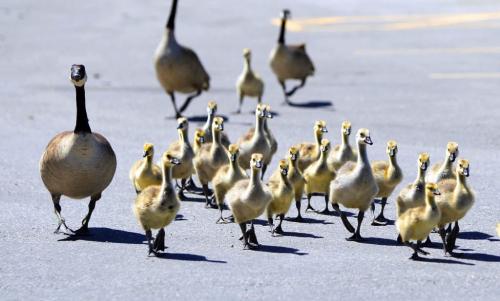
<box><xmin>218</xmin><ymin>124</ymin><xmax>224</xmax><ymax>131</ymax></box>
<box><xmin>170</xmin><ymin>158</ymin><xmax>181</xmax><ymax>165</ymax></box>
<box><xmin>389</xmin><ymin>149</ymin><xmax>396</xmax><ymax>157</ymax></box>
<box><xmin>208</xmin><ymin>108</ymin><xmax>215</xmax><ymax>115</ymax></box>
<box><xmin>463</xmin><ymin>167</ymin><xmax>469</xmax><ymax>177</ymax></box>
<box><xmin>255</xmin><ymin>161</ymin><xmax>263</xmax><ymax>169</ymax></box>
<box><xmin>176</xmin><ymin>124</ymin><xmax>183</xmax><ymax>129</ymax></box>
<box><xmin>434</xmin><ymin>190</ymin><xmax>441</xmax><ymax>196</ymax></box>
<box><xmin>281</xmin><ymin>169</ymin><xmax>288</xmax><ymax>176</ymax></box>
<box><xmin>421</xmin><ymin>162</ymin><xmax>428</xmax><ymax>170</ymax></box>
<box><xmin>365</xmin><ymin>136</ymin><xmax>373</xmax><ymax>145</ymax></box>
<box><xmin>266</xmin><ymin>112</ymin><xmax>273</xmax><ymax>119</ymax></box>
<box><xmin>230</xmin><ymin>154</ymin><xmax>237</xmax><ymax>162</ymax></box>
<box><xmin>291</xmin><ymin>154</ymin><xmax>297</xmax><ymax>161</ymax></box>
<box><xmin>142</xmin><ymin>151</ymin><xmax>148</xmax><ymax>158</ymax></box>
<box><xmin>322</xmin><ymin>127</ymin><xmax>328</xmax><ymax>133</ymax></box>
<box><xmin>345</xmin><ymin>128</ymin><xmax>351</xmax><ymax>135</ymax></box>
<box><xmin>449</xmin><ymin>153</ymin><xmax>456</xmax><ymax>162</ymax></box>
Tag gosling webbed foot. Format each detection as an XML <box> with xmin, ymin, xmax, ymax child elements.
<box><xmin>305</xmin><ymin>204</ymin><xmax>315</xmax><ymax>212</ymax></box>
<box><xmin>72</xmin><ymin>225</ymin><xmax>90</xmax><ymax>236</ymax></box>
<box><xmin>371</xmin><ymin>215</ymin><xmax>389</xmax><ymax>226</ymax></box>
<box><xmin>421</xmin><ymin>236</ymin><xmax>433</xmax><ymax>248</ymax></box>
<box><xmin>416</xmin><ymin>248</ymin><xmax>429</xmax><ymax>256</ymax></box>
<box><xmin>216</xmin><ymin>217</ymin><xmax>229</xmax><ymax>224</ymax></box>
<box><xmin>243</xmin><ymin>241</ymin><xmax>259</xmax><ymax>250</ymax></box>
<box><xmin>396</xmin><ymin>234</ymin><xmax>403</xmax><ymax>244</ymax></box>
<box><xmin>409</xmin><ymin>252</ymin><xmax>421</xmax><ymax>260</ymax></box>
<box><xmin>316</xmin><ymin>207</ymin><xmax>331</xmax><ymax>215</ymax></box>
<box><xmin>247</xmin><ymin>227</ymin><xmax>259</xmax><ymax>246</ymax></box>
<box><xmin>272</xmin><ymin>225</ymin><xmax>284</xmax><ymax>236</ymax></box>
<box><xmin>291</xmin><ymin>215</ymin><xmax>304</xmax><ymax>222</ymax></box>
<box><xmin>54</xmin><ymin>218</ymin><xmax>74</xmax><ymax>235</ymax></box>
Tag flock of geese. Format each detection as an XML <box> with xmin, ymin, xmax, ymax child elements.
<box><xmin>38</xmin><ymin>0</ymin><xmax>487</xmax><ymax>261</ymax></box>
<box><xmin>39</xmin><ymin>63</ymin><xmax>476</xmax><ymax>260</ymax></box>
<box><xmin>155</xmin><ymin>0</ymin><xmax>314</xmax><ymax>117</ymax></box>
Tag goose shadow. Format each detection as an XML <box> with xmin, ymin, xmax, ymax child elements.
<box><xmin>287</xmin><ymin>100</ymin><xmax>333</xmax><ymax>109</ymax></box>
<box><xmin>453</xmin><ymin>252</ymin><xmax>500</xmax><ymax>263</ymax></box>
<box><xmin>458</xmin><ymin>231</ymin><xmax>494</xmax><ymax>240</ymax></box>
<box><xmin>181</xmin><ymin>195</ymin><xmax>206</xmax><ymax>203</ymax></box>
<box><xmin>356</xmin><ymin>236</ymin><xmax>400</xmax><ymax>246</ymax></box>
<box><xmin>285</xmin><ymin>216</ymin><xmax>334</xmax><ymax>225</ymax></box>
<box><xmin>58</xmin><ymin>227</ymin><xmax>145</xmax><ymax>244</ymax></box>
<box><xmin>413</xmin><ymin>257</ymin><xmax>474</xmax><ymax>266</ymax></box>
<box><xmin>186</xmin><ymin>114</ymin><xmax>229</xmax><ymax>123</ymax></box>
<box><xmin>252</xmin><ymin>244</ymin><xmax>307</xmax><ymax>255</ymax></box>
<box><xmin>155</xmin><ymin>252</ymin><xmax>227</xmax><ymax>263</ymax></box>
<box><xmin>279</xmin><ymin>231</ymin><xmax>323</xmax><ymax>239</ymax></box>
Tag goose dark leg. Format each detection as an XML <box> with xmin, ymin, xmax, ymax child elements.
<box><xmin>185</xmin><ymin>176</ymin><xmax>201</xmax><ymax>192</ymax></box>
<box><xmin>247</xmin><ymin>221</ymin><xmax>259</xmax><ymax>246</ymax></box>
<box><xmin>274</xmin><ymin>214</ymin><xmax>285</xmax><ymax>234</ymax></box>
<box><xmin>203</xmin><ymin>184</ymin><xmax>216</xmax><ymax>208</ymax></box>
<box><xmin>396</xmin><ymin>233</ymin><xmax>402</xmax><ymax>244</ymax></box>
<box><xmin>153</xmin><ymin>228</ymin><xmax>165</xmax><ymax>253</ymax></box>
<box><xmin>279</xmin><ymin>80</ymin><xmax>291</xmax><ymax>105</ymax></box>
<box><xmin>51</xmin><ymin>193</ymin><xmax>72</xmax><ymax>234</ymax></box>
<box><xmin>317</xmin><ymin>194</ymin><xmax>330</xmax><ymax>214</ymax></box>
<box><xmin>446</xmin><ymin>221</ymin><xmax>460</xmax><ymax>254</ymax></box>
<box><xmin>168</xmin><ymin>92</ymin><xmax>181</xmax><ymax>118</ymax></box>
<box><xmin>146</xmin><ymin>229</ymin><xmax>156</xmax><ymax>256</ymax></box>
<box><xmin>416</xmin><ymin>240</ymin><xmax>430</xmax><ymax>256</ymax></box>
<box><xmin>373</xmin><ymin>197</ymin><xmax>389</xmax><ymax>225</ymax></box>
<box><xmin>178</xmin><ymin>178</ymin><xmax>187</xmax><ymax>200</ymax></box>
<box><xmin>239</xmin><ymin>223</ymin><xmax>252</xmax><ymax>250</ymax></box>
<box><xmin>178</xmin><ymin>90</ymin><xmax>202</xmax><ymax>114</ymax></box>
<box><xmin>74</xmin><ymin>193</ymin><xmax>101</xmax><ymax>235</ymax></box>
<box><xmin>292</xmin><ymin>196</ymin><xmax>303</xmax><ymax>221</ymax></box>
<box><xmin>305</xmin><ymin>194</ymin><xmax>315</xmax><ymax>211</ymax></box>
<box><xmin>236</xmin><ymin>93</ymin><xmax>243</xmax><ymax>114</ymax></box>
<box><xmin>331</xmin><ymin>203</ymin><xmax>355</xmax><ymax>233</ymax></box>
<box><xmin>421</xmin><ymin>236</ymin><xmax>433</xmax><ymax>247</ymax></box>
<box><xmin>405</xmin><ymin>242</ymin><xmax>421</xmax><ymax>260</ymax></box>
<box><xmin>216</xmin><ymin>204</ymin><xmax>228</xmax><ymax>224</ymax></box>
<box><xmin>438</xmin><ymin>227</ymin><xmax>449</xmax><ymax>255</ymax></box>
<box><xmin>267</xmin><ymin>216</ymin><xmax>274</xmax><ymax>234</ymax></box>
<box><xmin>285</xmin><ymin>78</ymin><xmax>306</xmax><ymax>98</ymax></box>
<box><xmin>346</xmin><ymin>210</ymin><xmax>364</xmax><ymax>241</ymax></box>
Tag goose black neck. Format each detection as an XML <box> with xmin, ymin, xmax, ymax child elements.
<box><xmin>74</xmin><ymin>85</ymin><xmax>91</xmax><ymax>133</ymax></box>
<box><xmin>278</xmin><ymin>17</ymin><xmax>287</xmax><ymax>44</ymax></box>
<box><xmin>166</xmin><ymin>0</ymin><xmax>178</xmax><ymax>30</ymax></box>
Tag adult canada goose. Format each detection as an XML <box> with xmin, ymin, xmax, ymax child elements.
<box><xmin>370</xmin><ymin>140</ymin><xmax>403</xmax><ymax>225</ymax></box>
<box><xmin>396</xmin><ymin>183</ymin><xmax>441</xmax><ymax>260</ymax></box>
<box><xmin>435</xmin><ymin>159</ymin><xmax>475</xmax><ymax>256</ymax></box>
<box><xmin>154</xmin><ymin>0</ymin><xmax>210</xmax><ymax>118</ymax></box>
<box><xmin>236</xmin><ymin>48</ymin><xmax>264</xmax><ymax>114</ymax></box>
<box><xmin>133</xmin><ymin>152</ymin><xmax>181</xmax><ymax>256</ymax></box>
<box><xmin>327</xmin><ymin>121</ymin><xmax>357</xmax><ymax>171</ymax></box>
<box><xmin>329</xmin><ymin>129</ymin><xmax>378</xmax><ymax>241</ymax></box>
<box><xmin>427</xmin><ymin>142</ymin><xmax>459</xmax><ymax>183</ymax></box>
<box><xmin>238</xmin><ymin>104</ymin><xmax>274</xmax><ymax>178</ymax></box>
<box><xmin>129</xmin><ymin>143</ymin><xmax>162</xmax><ymax>194</ymax></box>
<box><xmin>269</xmin><ymin>9</ymin><xmax>314</xmax><ymax>104</ymax></box>
<box><xmin>39</xmin><ymin>64</ymin><xmax>116</xmax><ymax>235</ymax></box>
<box><xmin>203</xmin><ymin>101</ymin><xmax>231</xmax><ymax>147</ymax></box>
<box><xmin>167</xmin><ymin>117</ymin><xmax>195</xmax><ymax>199</ymax></box>
<box><xmin>226</xmin><ymin>154</ymin><xmax>272</xmax><ymax>249</ymax></box>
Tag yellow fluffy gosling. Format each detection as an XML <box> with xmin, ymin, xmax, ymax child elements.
<box><xmin>213</xmin><ymin>144</ymin><xmax>248</xmax><ymax>223</ymax></box>
<box><xmin>266</xmin><ymin>159</ymin><xmax>294</xmax><ymax>235</ymax></box>
<box><xmin>370</xmin><ymin>140</ymin><xmax>403</xmax><ymax>225</ymax></box>
<box><xmin>327</xmin><ymin>120</ymin><xmax>357</xmax><ymax>171</ymax></box>
<box><xmin>435</xmin><ymin>159</ymin><xmax>475</xmax><ymax>256</ymax></box>
<box><xmin>203</xmin><ymin>101</ymin><xmax>231</xmax><ymax>147</ymax></box>
<box><xmin>129</xmin><ymin>143</ymin><xmax>162</xmax><ymax>194</ymax></box>
<box><xmin>133</xmin><ymin>152</ymin><xmax>181</xmax><ymax>256</ymax></box>
<box><xmin>396</xmin><ymin>183</ymin><xmax>441</xmax><ymax>260</ymax></box>
<box><xmin>226</xmin><ymin>154</ymin><xmax>272</xmax><ymax>249</ymax></box>
<box><xmin>167</xmin><ymin>117</ymin><xmax>195</xmax><ymax>198</ymax></box>
<box><xmin>236</xmin><ymin>48</ymin><xmax>264</xmax><ymax>113</ymax></box>
<box><xmin>427</xmin><ymin>141</ymin><xmax>459</xmax><ymax>183</ymax></box>
<box><xmin>329</xmin><ymin>129</ymin><xmax>378</xmax><ymax>241</ymax></box>
<box><xmin>194</xmin><ymin>117</ymin><xmax>228</xmax><ymax>207</ymax></box>
<box><xmin>304</xmin><ymin>139</ymin><xmax>336</xmax><ymax>214</ymax></box>
<box><xmin>39</xmin><ymin>64</ymin><xmax>116</xmax><ymax>235</ymax></box>
<box><xmin>294</xmin><ymin>120</ymin><xmax>328</xmax><ymax>172</ymax></box>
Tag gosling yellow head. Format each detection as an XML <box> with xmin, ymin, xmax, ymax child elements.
<box><xmin>255</xmin><ymin>104</ymin><xmax>266</xmax><ymax>118</ymax></box>
<box><xmin>265</xmin><ymin>104</ymin><xmax>273</xmax><ymax>119</ymax></box>
<box><xmin>314</xmin><ymin>120</ymin><xmax>328</xmax><ymax>134</ymax></box>
<box><xmin>212</xmin><ymin>117</ymin><xmax>224</xmax><ymax>132</ymax></box>
<box><xmin>447</xmin><ymin>142</ymin><xmax>459</xmax><ymax>162</ymax></box>
<box><xmin>70</xmin><ymin>64</ymin><xmax>87</xmax><ymax>87</ymax></box>
<box><xmin>162</xmin><ymin>151</ymin><xmax>181</xmax><ymax>167</ymax></box>
<box><xmin>143</xmin><ymin>143</ymin><xmax>154</xmax><ymax>158</ymax></box>
<box><xmin>289</xmin><ymin>146</ymin><xmax>299</xmax><ymax>161</ymax></box>
<box><xmin>207</xmin><ymin>100</ymin><xmax>217</xmax><ymax>114</ymax></box>
<box><xmin>320</xmin><ymin>138</ymin><xmax>331</xmax><ymax>153</ymax></box>
<box><xmin>342</xmin><ymin>120</ymin><xmax>352</xmax><ymax>136</ymax></box>
<box><xmin>251</xmin><ymin>153</ymin><xmax>264</xmax><ymax>169</ymax></box>
<box><xmin>419</xmin><ymin>152</ymin><xmax>430</xmax><ymax>170</ymax></box>
<box><xmin>357</xmin><ymin>128</ymin><xmax>373</xmax><ymax>145</ymax></box>
<box><xmin>457</xmin><ymin>159</ymin><xmax>470</xmax><ymax>177</ymax></box>
<box><xmin>279</xmin><ymin>159</ymin><xmax>289</xmax><ymax>176</ymax></box>
<box><xmin>243</xmin><ymin>48</ymin><xmax>251</xmax><ymax>60</ymax></box>
<box><xmin>387</xmin><ymin>140</ymin><xmax>398</xmax><ymax>157</ymax></box>
<box><xmin>194</xmin><ymin>128</ymin><xmax>206</xmax><ymax>144</ymax></box>
<box><xmin>176</xmin><ymin>117</ymin><xmax>188</xmax><ymax>130</ymax></box>
<box><xmin>228</xmin><ymin>144</ymin><xmax>240</xmax><ymax>162</ymax></box>
<box><xmin>426</xmin><ymin>182</ymin><xmax>441</xmax><ymax>196</ymax></box>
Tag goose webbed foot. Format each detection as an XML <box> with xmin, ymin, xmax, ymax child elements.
<box><xmin>396</xmin><ymin>234</ymin><xmax>403</xmax><ymax>244</ymax></box>
<box><xmin>421</xmin><ymin>236</ymin><xmax>433</xmax><ymax>248</ymax></box>
<box><xmin>305</xmin><ymin>194</ymin><xmax>315</xmax><ymax>212</ymax></box>
<box><xmin>153</xmin><ymin>228</ymin><xmax>166</xmax><ymax>253</ymax></box>
<box><xmin>178</xmin><ymin>90</ymin><xmax>202</xmax><ymax>114</ymax></box>
<box><xmin>72</xmin><ymin>196</ymin><xmax>99</xmax><ymax>236</ymax></box>
<box><xmin>291</xmin><ymin>214</ymin><xmax>304</xmax><ymax>222</ymax></box>
<box><xmin>284</xmin><ymin>79</ymin><xmax>306</xmax><ymax>98</ymax></box>
<box><xmin>216</xmin><ymin>208</ymin><xmax>229</xmax><ymax>224</ymax></box>
<box><xmin>247</xmin><ymin>224</ymin><xmax>259</xmax><ymax>246</ymax></box>
<box><xmin>372</xmin><ymin>197</ymin><xmax>389</xmax><ymax>225</ymax></box>
<box><xmin>272</xmin><ymin>224</ymin><xmax>284</xmax><ymax>236</ymax></box>
<box><xmin>54</xmin><ymin>218</ymin><xmax>73</xmax><ymax>235</ymax></box>
<box><xmin>409</xmin><ymin>252</ymin><xmax>422</xmax><ymax>260</ymax></box>
<box><xmin>346</xmin><ymin>210</ymin><xmax>365</xmax><ymax>241</ymax></box>
<box><xmin>346</xmin><ymin>232</ymin><xmax>364</xmax><ymax>241</ymax></box>
<box><xmin>72</xmin><ymin>225</ymin><xmax>90</xmax><ymax>236</ymax></box>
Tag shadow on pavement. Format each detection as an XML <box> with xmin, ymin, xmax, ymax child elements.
<box><xmin>280</xmin><ymin>231</ymin><xmax>323</xmax><ymax>239</ymax></box>
<box><xmin>59</xmin><ymin>227</ymin><xmax>145</xmax><ymax>244</ymax></box>
<box><xmin>455</xmin><ymin>252</ymin><xmax>500</xmax><ymax>263</ymax></box>
<box><xmin>414</xmin><ymin>257</ymin><xmax>474</xmax><ymax>266</ymax></box>
<box><xmin>186</xmin><ymin>114</ymin><xmax>228</xmax><ymax>123</ymax></box>
<box><xmin>253</xmin><ymin>244</ymin><xmax>307</xmax><ymax>255</ymax></box>
<box><xmin>357</xmin><ymin>236</ymin><xmax>400</xmax><ymax>246</ymax></box>
<box><xmin>157</xmin><ymin>252</ymin><xmax>227</xmax><ymax>263</ymax></box>
<box><xmin>458</xmin><ymin>231</ymin><xmax>494</xmax><ymax>240</ymax></box>
<box><xmin>285</xmin><ymin>216</ymin><xmax>334</xmax><ymax>225</ymax></box>
<box><xmin>288</xmin><ymin>100</ymin><xmax>333</xmax><ymax>109</ymax></box>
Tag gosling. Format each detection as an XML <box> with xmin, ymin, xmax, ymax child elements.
<box><xmin>427</xmin><ymin>142</ymin><xmax>459</xmax><ymax>183</ymax></box>
<box><xmin>236</xmin><ymin>48</ymin><xmax>264</xmax><ymax>114</ymax></box>
<box><xmin>266</xmin><ymin>159</ymin><xmax>294</xmax><ymax>235</ymax></box>
<box><xmin>129</xmin><ymin>143</ymin><xmax>162</xmax><ymax>194</ymax></box>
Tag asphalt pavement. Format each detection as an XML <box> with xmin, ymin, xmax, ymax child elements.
<box><xmin>1</xmin><ymin>0</ymin><xmax>500</xmax><ymax>300</ymax></box>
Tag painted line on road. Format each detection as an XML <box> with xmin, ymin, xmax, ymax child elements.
<box><xmin>429</xmin><ymin>72</ymin><xmax>500</xmax><ymax>79</ymax></box>
<box><xmin>272</xmin><ymin>11</ymin><xmax>500</xmax><ymax>32</ymax></box>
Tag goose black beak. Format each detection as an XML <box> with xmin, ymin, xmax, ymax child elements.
<box><xmin>365</xmin><ymin>137</ymin><xmax>373</xmax><ymax>145</ymax></box>
<box><xmin>463</xmin><ymin>168</ymin><xmax>470</xmax><ymax>177</ymax></box>
<box><xmin>177</xmin><ymin>124</ymin><xmax>183</xmax><ymax>129</ymax></box>
<box><xmin>255</xmin><ymin>161</ymin><xmax>263</xmax><ymax>169</ymax></box>
<box><xmin>142</xmin><ymin>151</ymin><xmax>148</xmax><ymax>158</ymax></box>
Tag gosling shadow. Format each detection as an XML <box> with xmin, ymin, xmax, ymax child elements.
<box><xmin>288</xmin><ymin>100</ymin><xmax>333</xmax><ymax>109</ymax></box>
<box><xmin>455</xmin><ymin>252</ymin><xmax>500</xmax><ymax>262</ymax></box>
<box><xmin>458</xmin><ymin>231</ymin><xmax>494</xmax><ymax>240</ymax></box>
<box><xmin>285</xmin><ymin>216</ymin><xmax>334</xmax><ymax>225</ymax></box>
<box><xmin>356</xmin><ymin>236</ymin><xmax>400</xmax><ymax>246</ymax></box>
<box><xmin>175</xmin><ymin>214</ymin><xmax>187</xmax><ymax>221</ymax></box>
<box><xmin>413</xmin><ymin>257</ymin><xmax>474</xmax><ymax>266</ymax></box>
<box><xmin>59</xmin><ymin>227</ymin><xmax>145</xmax><ymax>245</ymax></box>
<box><xmin>281</xmin><ymin>231</ymin><xmax>323</xmax><ymax>239</ymax></box>
<box><xmin>186</xmin><ymin>114</ymin><xmax>229</xmax><ymax>123</ymax></box>
<box><xmin>253</xmin><ymin>244</ymin><xmax>307</xmax><ymax>255</ymax></box>
<box><xmin>156</xmin><ymin>252</ymin><xmax>227</xmax><ymax>263</ymax></box>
